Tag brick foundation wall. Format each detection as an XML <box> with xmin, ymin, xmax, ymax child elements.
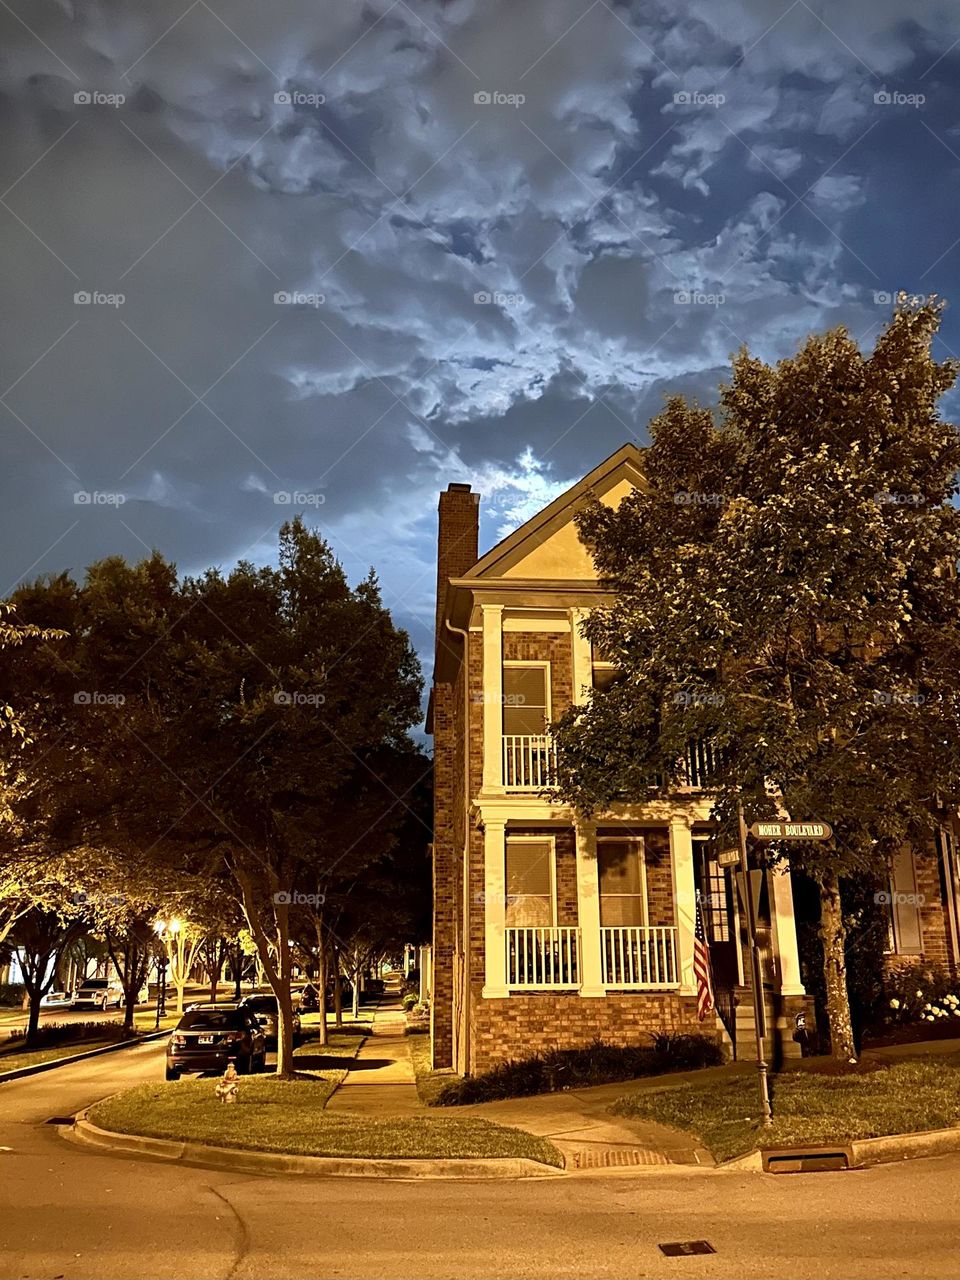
<box><xmin>468</xmin><ymin>989</ymin><xmax>710</xmax><ymax>1073</ymax></box>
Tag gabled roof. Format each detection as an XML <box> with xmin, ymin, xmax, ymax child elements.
<box><xmin>463</xmin><ymin>442</ymin><xmax>646</xmax><ymax>582</ymax></box>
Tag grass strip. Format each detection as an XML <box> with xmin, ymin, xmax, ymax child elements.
<box><xmin>612</xmin><ymin>1054</ymin><xmax>960</xmax><ymax>1162</ymax></box>
<box><xmin>88</xmin><ymin>1077</ymin><xmax>562</xmax><ymax>1165</ymax></box>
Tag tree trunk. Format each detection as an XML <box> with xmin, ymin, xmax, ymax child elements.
<box><xmin>25</xmin><ymin>986</ymin><xmax>42</xmax><ymax>1046</ymax></box>
<box><xmin>122</xmin><ymin>984</ymin><xmax>137</xmax><ymax>1035</ymax></box>
<box><xmin>315</xmin><ymin>928</ymin><xmax>328</xmax><ymax>1049</ymax></box>
<box><xmin>819</xmin><ymin>870</ymin><xmax>857</xmax><ymax>1062</ymax></box>
<box><xmin>333</xmin><ymin>942</ymin><xmax>343</xmax><ymax>1028</ymax></box>
<box><xmin>351</xmin><ymin>965</ymin><xmax>360</xmax><ymax>1020</ymax></box>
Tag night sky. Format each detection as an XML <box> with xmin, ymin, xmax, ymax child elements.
<box><xmin>3</xmin><ymin>0</ymin><xmax>960</xmax><ymax>685</ymax></box>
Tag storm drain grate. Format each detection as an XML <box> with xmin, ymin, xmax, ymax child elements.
<box><xmin>659</xmin><ymin>1241</ymin><xmax>716</xmax><ymax>1257</ymax></box>
<box><xmin>568</xmin><ymin>1148</ymin><xmax>669</xmax><ymax>1169</ymax></box>
<box><xmin>45</xmin><ymin>1116</ymin><xmax>75</xmax><ymax>1126</ymax></box>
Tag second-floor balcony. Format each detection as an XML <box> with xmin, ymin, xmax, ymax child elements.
<box><xmin>500</xmin><ymin>733</ymin><xmax>721</xmax><ymax>793</ymax></box>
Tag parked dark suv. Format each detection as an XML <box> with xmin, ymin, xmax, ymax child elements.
<box><xmin>165</xmin><ymin>1004</ymin><xmax>266</xmax><ymax>1081</ymax></box>
<box><xmin>242</xmin><ymin>994</ymin><xmax>301</xmax><ymax>1048</ymax></box>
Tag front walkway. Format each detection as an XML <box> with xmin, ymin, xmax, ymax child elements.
<box><xmin>324</xmin><ymin>1000</ymin><xmax>423</xmax><ymax>1116</ymax></box>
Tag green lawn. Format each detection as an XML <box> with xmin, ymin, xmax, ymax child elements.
<box><xmin>88</xmin><ymin>1077</ymin><xmax>562</xmax><ymax>1165</ymax></box>
<box><xmin>0</xmin><ymin>1040</ymin><xmax>117</xmax><ymax>1074</ymax></box>
<box><xmin>613</xmin><ymin>1054</ymin><xmax>960</xmax><ymax>1162</ymax></box>
<box><xmin>407</xmin><ymin>1031</ymin><xmax>458</xmax><ymax>1105</ymax></box>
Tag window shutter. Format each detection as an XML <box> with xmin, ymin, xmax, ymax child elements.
<box><xmin>892</xmin><ymin>847</ymin><xmax>922</xmax><ymax>954</ymax></box>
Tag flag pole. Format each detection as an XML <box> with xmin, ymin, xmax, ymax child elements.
<box><xmin>738</xmin><ymin>795</ymin><xmax>773</xmax><ymax>1127</ymax></box>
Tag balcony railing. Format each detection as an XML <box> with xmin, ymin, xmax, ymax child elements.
<box><xmin>506</xmin><ymin>926</ymin><xmax>580</xmax><ymax>988</ymax></box>
<box><xmin>502</xmin><ymin>734</ymin><xmax>557</xmax><ymax>790</ymax></box>
<box><xmin>678</xmin><ymin>737</ymin><xmax>722</xmax><ymax>790</ymax></box>
<box><xmin>600</xmin><ymin>925</ymin><xmax>679</xmax><ymax>988</ymax></box>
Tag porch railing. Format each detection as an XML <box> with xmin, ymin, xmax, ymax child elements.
<box><xmin>600</xmin><ymin>925</ymin><xmax>679</xmax><ymax>988</ymax></box>
<box><xmin>502</xmin><ymin>734</ymin><xmax>556</xmax><ymax>790</ymax></box>
<box><xmin>506</xmin><ymin>926</ymin><xmax>580</xmax><ymax>988</ymax></box>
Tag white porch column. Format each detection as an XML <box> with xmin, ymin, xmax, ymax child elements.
<box><xmin>482</xmin><ymin>820</ymin><xmax>509</xmax><ymax>997</ymax></box>
<box><xmin>575</xmin><ymin>821</ymin><xmax>604</xmax><ymax>996</ymax></box>
<box><xmin>568</xmin><ymin>607</ymin><xmax>592</xmax><ymax>705</ymax></box>
<box><xmin>669</xmin><ymin>817</ymin><xmax>697</xmax><ymax>994</ymax></box>
<box><xmin>768</xmin><ymin>864</ymin><xmax>806</xmax><ymax>996</ymax></box>
<box><xmin>481</xmin><ymin>604</ymin><xmax>504</xmax><ymax>793</ymax></box>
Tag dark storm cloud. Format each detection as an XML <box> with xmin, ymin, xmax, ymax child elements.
<box><xmin>3</xmin><ymin>0</ymin><xmax>960</xmax><ymax>685</ymax></box>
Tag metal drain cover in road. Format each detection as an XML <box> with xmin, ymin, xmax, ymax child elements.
<box><xmin>568</xmin><ymin>1148</ymin><xmax>668</xmax><ymax>1169</ymax></box>
<box><xmin>45</xmin><ymin>1116</ymin><xmax>75</xmax><ymax>1126</ymax></box>
<box><xmin>659</xmin><ymin>1242</ymin><xmax>716</xmax><ymax>1257</ymax></box>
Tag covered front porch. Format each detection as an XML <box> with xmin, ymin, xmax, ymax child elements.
<box><xmin>474</xmin><ymin>807</ymin><xmax>807</xmax><ymax>1021</ymax></box>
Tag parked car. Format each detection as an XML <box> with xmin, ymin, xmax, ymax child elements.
<box><xmin>40</xmin><ymin>990</ymin><xmax>74</xmax><ymax>1008</ymax></box>
<box><xmin>165</xmin><ymin>1003</ymin><xmax>266</xmax><ymax>1081</ymax></box>
<box><xmin>242</xmin><ymin>994</ymin><xmax>301</xmax><ymax>1047</ymax></box>
<box><xmin>296</xmin><ymin>983</ymin><xmax>320</xmax><ymax>1013</ymax></box>
<box><xmin>73</xmin><ymin>979</ymin><xmax>124</xmax><ymax>1010</ymax></box>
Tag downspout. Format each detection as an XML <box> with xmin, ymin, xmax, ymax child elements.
<box><xmin>446</xmin><ymin>617</ymin><xmax>472</xmax><ymax>1075</ymax></box>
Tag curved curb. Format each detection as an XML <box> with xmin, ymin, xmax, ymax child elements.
<box><xmin>0</xmin><ymin>1030</ymin><xmax>170</xmax><ymax>1085</ymax></box>
<box><xmin>720</xmin><ymin>1126</ymin><xmax>960</xmax><ymax>1173</ymax></box>
<box><xmin>65</xmin><ymin>1111</ymin><xmax>565</xmax><ymax>1180</ymax></box>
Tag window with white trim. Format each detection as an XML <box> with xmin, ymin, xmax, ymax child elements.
<box><xmin>502</xmin><ymin>664</ymin><xmax>549</xmax><ymax>735</ymax></box>
<box><xmin>598</xmin><ymin>838</ymin><xmax>647</xmax><ymax>927</ymax></box>
<box><xmin>505</xmin><ymin>838</ymin><xmax>555</xmax><ymax>927</ymax></box>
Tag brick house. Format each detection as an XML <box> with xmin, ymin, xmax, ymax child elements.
<box><xmin>427</xmin><ymin>444</ymin><xmax>960</xmax><ymax>1074</ymax></box>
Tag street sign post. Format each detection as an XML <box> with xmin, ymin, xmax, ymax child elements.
<box><xmin>748</xmin><ymin>821</ymin><xmax>833</xmax><ymax>841</ymax></box>
<box><xmin>737</xmin><ymin>799</ymin><xmax>773</xmax><ymax>1128</ymax></box>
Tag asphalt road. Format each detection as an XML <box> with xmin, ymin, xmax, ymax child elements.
<box><xmin>1</xmin><ymin>1042</ymin><xmax>960</xmax><ymax>1280</ymax></box>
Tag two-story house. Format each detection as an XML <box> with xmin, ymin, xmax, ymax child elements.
<box><xmin>428</xmin><ymin>443</ymin><xmax>960</xmax><ymax>1075</ymax></box>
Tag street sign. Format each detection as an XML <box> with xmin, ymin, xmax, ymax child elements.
<box><xmin>748</xmin><ymin>821</ymin><xmax>833</xmax><ymax>841</ymax></box>
<box><xmin>717</xmin><ymin>847</ymin><xmax>741</xmax><ymax>868</ymax></box>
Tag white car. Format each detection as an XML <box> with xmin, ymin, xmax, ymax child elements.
<box><xmin>73</xmin><ymin>979</ymin><xmax>124</xmax><ymax>1010</ymax></box>
<box><xmin>40</xmin><ymin>990</ymin><xmax>74</xmax><ymax>1008</ymax></box>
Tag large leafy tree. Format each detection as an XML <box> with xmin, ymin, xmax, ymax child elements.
<box><xmin>552</xmin><ymin>299</ymin><xmax>960</xmax><ymax>1062</ymax></box>
<box><xmin>5</xmin><ymin>520</ymin><xmax>426</xmax><ymax>1076</ymax></box>
<box><xmin>0</xmin><ymin>601</ymin><xmax>66</xmax><ymax>948</ymax></box>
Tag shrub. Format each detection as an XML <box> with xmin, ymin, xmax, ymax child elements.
<box><xmin>401</xmin><ymin>992</ymin><xmax>419</xmax><ymax>1011</ymax></box>
<box><xmin>4</xmin><ymin>1021</ymin><xmax>134</xmax><ymax>1051</ymax></box>
<box><xmin>882</xmin><ymin>962</ymin><xmax>960</xmax><ymax>1028</ymax></box>
<box><xmin>409</xmin><ymin>1001</ymin><xmax>430</xmax><ymax>1020</ymax></box>
<box><xmin>432</xmin><ymin>1035</ymin><xmax>724</xmax><ymax>1106</ymax></box>
<box><xmin>404</xmin><ymin>1023</ymin><xmax>430</xmax><ymax>1036</ymax></box>
<box><xmin>0</xmin><ymin>984</ymin><xmax>25</xmax><ymax>1008</ymax></box>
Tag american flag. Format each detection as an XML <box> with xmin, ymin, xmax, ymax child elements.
<box><xmin>693</xmin><ymin>890</ymin><xmax>714</xmax><ymax>1022</ymax></box>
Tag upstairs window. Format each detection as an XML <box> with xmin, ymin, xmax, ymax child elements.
<box><xmin>591</xmin><ymin>642</ymin><xmax>621</xmax><ymax>694</ymax></box>
<box><xmin>502</xmin><ymin>663</ymin><xmax>549</xmax><ymax>735</ymax></box>
<box><xmin>598</xmin><ymin>838</ymin><xmax>648</xmax><ymax>927</ymax></box>
<box><xmin>505</xmin><ymin>838</ymin><xmax>555</xmax><ymax>927</ymax></box>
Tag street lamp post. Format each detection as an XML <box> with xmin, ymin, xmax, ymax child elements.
<box><xmin>153</xmin><ymin>919</ymin><xmax>177</xmax><ymax>1026</ymax></box>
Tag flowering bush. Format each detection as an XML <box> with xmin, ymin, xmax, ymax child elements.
<box><xmin>883</xmin><ymin>963</ymin><xmax>960</xmax><ymax>1025</ymax></box>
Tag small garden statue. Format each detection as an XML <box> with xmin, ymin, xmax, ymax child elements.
<box><xmin>215</xmin><ymin>1061</ymin><xmax>239</xmax><ymax>1104</ymax></box>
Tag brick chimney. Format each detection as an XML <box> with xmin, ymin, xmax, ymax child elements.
<box><xmin>435</xmin><ymin>482</ymin><xmax>479</xmax><ymax>658</ymax></box>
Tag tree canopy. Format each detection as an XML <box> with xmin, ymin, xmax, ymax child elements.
<box><xmin>552</xmin><ymin>298</ymin><xmax>960</xmax><ymax>1060</ymax></box>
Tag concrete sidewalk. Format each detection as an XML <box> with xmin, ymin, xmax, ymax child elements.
<box><xmin>324</xmin><ymin>1001</ymin><xmax>424</xmax><ymax>1116</ymax></box>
